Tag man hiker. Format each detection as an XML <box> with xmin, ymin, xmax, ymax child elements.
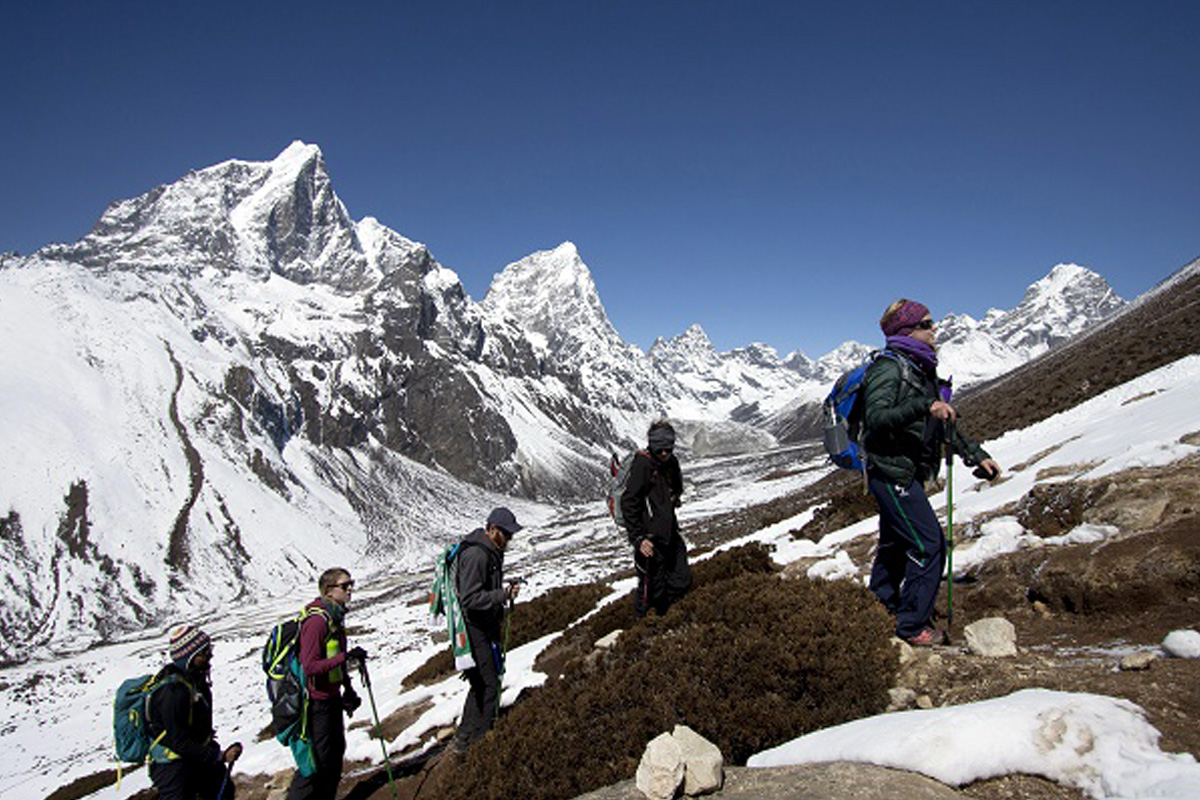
<box><xmin>863</xmin><ymin>299</ymin><xmax>1001</xmax><ymax>646</ymax></box>
<box><xmin>147</xmin><ymin>625</ymin><xmax>242</xmax><ymax>800</ymax></box>
<box><xmin>621</xmin><ymin>419</ymin><xmax>692</xmax><ymax>617</ymax></box>
<box><xmin>286</xmin><ymin>568</ymin><xmax>366</xmax><ymax>800</ymax></box>
<box><xmin>453</xmin><ymin>506</ymin><xmax>523</xmax><ymax>752</ymax></box>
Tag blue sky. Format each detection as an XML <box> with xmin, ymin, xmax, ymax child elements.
<box><xmin>2</xmin><ymin>2</ymin><xmax>1197</xmax><ymax>357</ymax></box>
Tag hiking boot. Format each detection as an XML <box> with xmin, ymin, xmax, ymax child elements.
<box><xmin>906</xmin><ymin>628</ymin><xmax>948</xmax><ymax>647</ymax></box>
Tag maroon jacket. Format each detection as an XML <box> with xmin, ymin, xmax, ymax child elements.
<box><xmin>296</xmin><ymin>599</ymin><xmax>350</xmax><ymax>701</ymax></box>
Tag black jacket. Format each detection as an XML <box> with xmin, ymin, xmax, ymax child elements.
<box><xmin>455</xmin><ymin>528</ymin><xmax>506</xmax><ymax>644</ymax></box>
<box><xmin>147</xmin><ymin>664</ymin><xmax>216</xmax><ymax>763</ymax></box>
<box><xmin>620</xmin><ymin>451</ymin><xmax>683</xmax><ymax>548</ymax></box>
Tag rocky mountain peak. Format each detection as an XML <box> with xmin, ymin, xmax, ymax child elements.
<box><xmin>987</xmin><ymin>263</ymin><xmax>1124</xmax><ymax>353</ymax></box>
<box><xmin>40</xmin><ymin>141</ymin><xmax>377</xmax><ymax>292</ymax></box>
<box><xmin>482</xmin><ymin>242</ymin><xmax>622</xmax><ymax>363</ymax></box>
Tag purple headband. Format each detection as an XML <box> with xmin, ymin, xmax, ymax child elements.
<box><xmin>880</xmin><ymin>300</ymin><xmax>930</xmax><ymax>337</ymax></box>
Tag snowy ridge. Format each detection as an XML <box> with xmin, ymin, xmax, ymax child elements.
<box><xmin>0</xmin><ymin>143</ymin><xmax>1131</xmax><ymax>660</ymax></box>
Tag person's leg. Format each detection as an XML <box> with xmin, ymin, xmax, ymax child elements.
<box><xmin>196</xmin><ymin>755</ymin><xmax>232</xmax><ymax>800</ymax></box>
<box><xmin>150</xmin><ymin>761</ymin><xmax>190</xmax><ymax>800</ymax></box>
<box><xmin>871</xmin><ymin>478</ymin><xmax>944</xmax><ymax>639</ymax></box>
<box><xmin>313</xmin><ymin>700</ymin><xmax>346</xmax><ymax>800</ymax></box>
<box><xmin>287</xmin><ymin>700</ymin><xmax>344</xmax><ymax>800</ymax></box>
<box><xmin>456</xmin><ymin>665</ymin><xmax>486</xmax><ymax>749</ymax></box>
<box><xmin>632</xmin><ymin>549</ymin><xmax>651</xmax><ymax>618</ymax></box>
<box><xmin>659</xmin><ymin>536</ymin><xmax>692</xmax><ymax>614</ymax></box>
<box><xmin>868</xmin><ymin>478</ymin><xmax>907</xmax><ymax>615</ymax></box>
<box><xmin>456</xmin><ymin>632</ymin><xmax>501</xmax><ymax>747</ymax></box>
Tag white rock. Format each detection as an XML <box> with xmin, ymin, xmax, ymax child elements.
<box><xmin>887</xmin><ymin>687</ymin><xmax>918</xmax><ymax>711</ymax></box>
<box><xmin>964</xmin><ymin>617</ymin><xmax>1018</xmax><ymax>657</ymax></box>
<box><xmin>892</xmin><ymin>637</ymin><xmax>917</xmax><ymax>666</ymax></box>
<box><xmin>1162</xmin><ymin>629</ymin><xmax>1200</xmax><ymax>658</ymax></box>
<box><xmin>595</xmin><ymin>630</ymin><xmax>623</xmax><ymax>649</ymax></box>
<box><xmin>636</xmin><ymin>731</ymin><xmax>684</xmax><ymax>800</ymax></box>
<box><xmin>672</xmin><ymin>725</ymin><xmax>724</xmax><ymax>796</ymax></box>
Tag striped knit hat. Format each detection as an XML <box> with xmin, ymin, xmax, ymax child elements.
<box><xmin>169</xmin><ymin>625</ymin><xmax>211</xmax><ymax>670</ymax></box>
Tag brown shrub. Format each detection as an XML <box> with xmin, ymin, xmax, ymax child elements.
<box><xmin>403</xmin><ymin>582</ymin><xmax>611</xmax><ymax>688</ymax></box>
<box><xmin>437</xmin><ymin>550</ymin><xmax>896</xmax><ymax>800</ymax></box>
<box><xmin>537</xmin><ymin>544</ymin><xmax>779</xmax><ymax>677</ymax></box>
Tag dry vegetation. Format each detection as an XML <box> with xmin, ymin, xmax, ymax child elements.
<box><xmin>422</xmin><ymin>545</ymin><xmax>897</xmax><ymax>800</ymax></box>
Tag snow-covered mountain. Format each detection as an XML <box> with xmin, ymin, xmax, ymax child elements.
<box><xmin>936</xmin><ymin>263</ymin><xmax>1127</xmax><ymax>387</ymax></box>
<box><xmin>0</xmin><ymin>142</ymin><xmax>1126</xmax><ymax>662</ymax></box>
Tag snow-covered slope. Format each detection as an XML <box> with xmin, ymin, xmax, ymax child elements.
<box><xmin>0</xmin><ymin>143</ymin><xmax>1128</xmax><ymax>661</ymax></box>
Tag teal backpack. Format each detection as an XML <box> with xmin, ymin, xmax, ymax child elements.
<box><xmin>113</xmin><ymin>671</ymin><xmax>189</xmax><ymax>763</ymax></box>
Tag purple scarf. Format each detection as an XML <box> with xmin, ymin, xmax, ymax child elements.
<box><xmin>886</xmin><ymin>335</ymin><xmax>938</xmax><ymax>373</ymax></box>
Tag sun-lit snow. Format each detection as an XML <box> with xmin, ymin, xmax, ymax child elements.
<box><xmin>747</xmin><ymin>689</ymin><xmax>1200</xmax><ymax>799</ymax></box>
<box><xmin>4</xmin><ymin>352</ymin><xmax>1199</xmax><ymax>800</ymax></box>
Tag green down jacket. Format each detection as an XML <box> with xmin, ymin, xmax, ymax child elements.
<box><xmin>862</xmin><ymin>350</ymin><xmax>990</xmax><ymax>486</ymax></box>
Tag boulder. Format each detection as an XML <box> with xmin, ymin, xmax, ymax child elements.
<box><xmin>596</xmin><ymin>630</ymin><xmax>623</xmax><ymax>650</ymax></box>
<box><xmin>636</xmin><ymin>731</ymin><xmax>684</xmax><ymax>800</ymax></box>
<box><xmin>887</xmin><ymin>687</ymin><xmax>917</xmax><ymax>711</ymax></box>
<box><xmin>1119</xmin><ymin>651</ymin><xmax>1157</xmax><ymax>671</ymax></box>
<box><xmin>673</xmin><ymin>725</ymin><xmax>724</xmax><ymax>796</ymax></box>
<box><xmin>1162</xmin><ymin>629</ymin><xmax>1200</xmax><ymax>658</ymax></box>
<box><xmin>964</xmin><ymin>617</ymin><xmax>1017</xmax><ymax>657</ymax></box>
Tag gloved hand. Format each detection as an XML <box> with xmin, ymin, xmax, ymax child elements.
<box><xmin>343</xmin><ymin>690</ymin><xmax>362</xmax><ymax>717</ymax></box>
<box><xmin>346</xmin><ymin>646</ymin><xmax>368</xmax><ymax>664</ymax></box>
<box><xmin>222</xmin><ymin>742</ymin><xmax>243</xmax><ymax>764</ymax></box>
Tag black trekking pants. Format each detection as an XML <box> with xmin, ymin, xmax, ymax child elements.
<box><xmin>149</xmin><ymin>749</ymin><xmax>231</xmax><ymax>800</ymax></box>
<box><xmin>456</xmin><ymin>632</ymin><xmax>502</xmax><ymax>749</ymax></box>
<box><xmin>868</xmin><ymin>475</ymin><xmax>946</xmax><ymax>639</ymax></box>
<box><xmin>286</xmin><ymin>698</ymin><xmax>345</xmax><ymax>800</ymax></box>
<box><xmin>634</xmin><ymin>534</ymin><xmax>691</xmax><ymax>617</ymax></box>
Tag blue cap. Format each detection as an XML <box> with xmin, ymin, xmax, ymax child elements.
<box><xmin>486</xmin><ymin>507</ymin><xmax>522</xmax><ymax>537</ymax></box>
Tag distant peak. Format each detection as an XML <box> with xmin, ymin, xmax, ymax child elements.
<box><xmin>275</xmin><ymin>140</ymin><xmax>323</xmax><ymax>164</ymax></box>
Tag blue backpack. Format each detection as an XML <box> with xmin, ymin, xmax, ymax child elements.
<box><xmin>822</xmin><ymin>351</ymin><xmax>907</xmax><ymax>471</ymax></box>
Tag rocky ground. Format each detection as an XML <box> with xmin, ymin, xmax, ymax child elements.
<box><xmin>111</xmin><ymin>455</ymin><xmax>1199</xmax><ymax>800</ymax></box>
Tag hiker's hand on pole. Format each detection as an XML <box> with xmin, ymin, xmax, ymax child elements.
<box><xmin>347</xmin><ymin>645</ymin><xmax>368</xmax><ymax>665</ymax></box>
<box><xmin>639</xmin><ymin>538</ymin><xmax>655</xmax><ymax>558</ymax></box>
<box><xmin>930</xmin><ymin>400</ymin><xmax>957</xmax><ymax>421</ymax></box>
<box><xmin>222</xmin><ymin>742</ymin><xmax>242</xmax><ymax>764</ymax></box>
<box><xmin>505</xmin><ymin>581</ymin><xmax>521</xmax><ymax>601</ymax></box>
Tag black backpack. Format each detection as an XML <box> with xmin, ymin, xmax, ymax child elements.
<box><xmin>261</xmin><ymin>607</ymin><xmax>328</xmax><ymax>743</ymax></box>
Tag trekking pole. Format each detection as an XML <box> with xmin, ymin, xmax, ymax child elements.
<box><xmin>217</xmin><ymin>762</ymin><xmax>232</xmax><ymax>800</ymax></box>
<box><xmin>356</xmin><ymin>659</ymin><xmax>399</xmax><ymax>800</ymax></box>
<box><xmin>216</xmin><ymin>746</ymin><xmax>240</xmax><ymax>800</ymax></box>
<box><xmin>944</xmin><ymin>419</ymin><xmax>956</xmax><ymax>637</ymax></box>
<box><xmin>495</xmin><ymin>580</ymin><xmax>521</xmax><ymax>724</ymax></box>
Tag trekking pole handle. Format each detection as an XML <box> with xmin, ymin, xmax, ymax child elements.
<box><xmin>356</xmin><ymin>657</ymin><xmax>371</xmax><ymax>688</ymax></box>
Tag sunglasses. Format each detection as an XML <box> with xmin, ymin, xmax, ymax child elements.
<box><xmin>911</xmin><ymin>319</ymin><xmax>935</xmax><ymax>330</ymax></box>
<box><xmin>334</xmin><ymin>580</ymin><xmax>355</xmax><ymax>591</ymax></box>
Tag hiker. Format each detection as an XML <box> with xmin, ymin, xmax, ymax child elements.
<box><xmin>863</xmin><ymin>299</ymin><xmax>1001</xmax><ymax>646</ymax></box>
<box><xmin>621</xmin><ymin>419</ymin><xmax>692</xmax><ymax>617</ymax></box>
<box><xmin>147</xmin><ymin>625</ymin><xmax>242</xmax><ymax>800</ymax></box>
<box><xmin>453</xmin><ymin>507</ymin><xmax>523</xmax><ymax>752</ymax></box>
<box><xmin>286</xmin><ymin>568</ymin><xmax>366</xmax><ymax>800</ymax></box>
